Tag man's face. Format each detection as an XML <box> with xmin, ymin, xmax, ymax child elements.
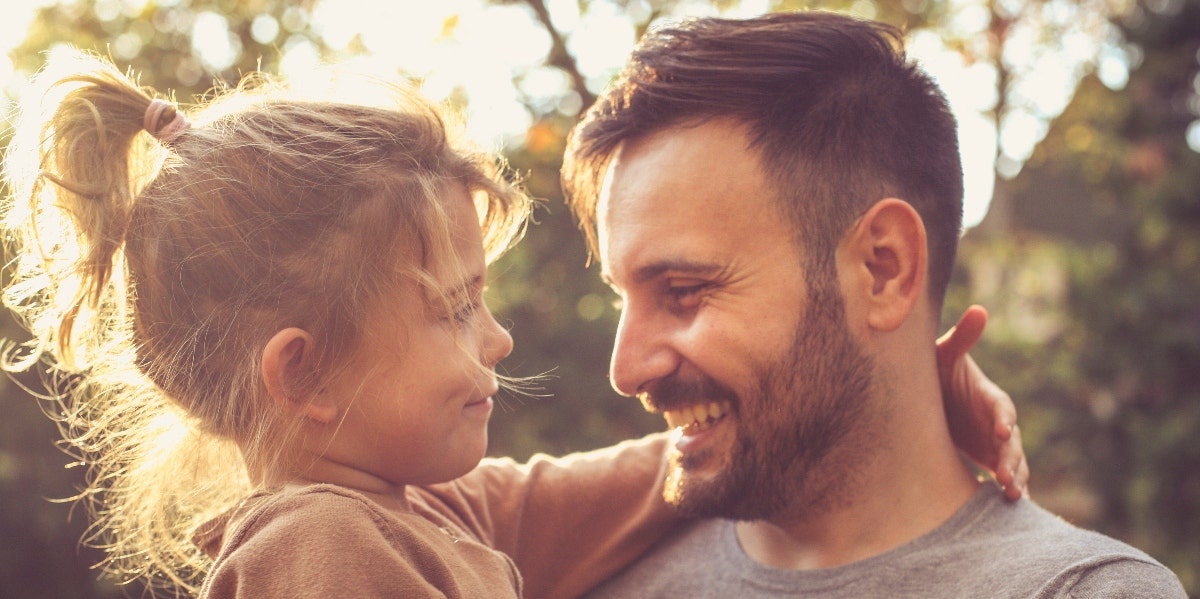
<box><xmin>597</xmin><ymin>119</ymin><xmax>878</xmax><ymax>521</ymax></box>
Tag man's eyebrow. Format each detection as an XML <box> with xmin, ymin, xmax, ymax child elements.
<box><xmin>604</xmin><ymin>259</ymin><xmax>723</xmax><ymax>288</ymax></box>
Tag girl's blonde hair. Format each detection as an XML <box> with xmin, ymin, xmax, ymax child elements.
<box><xmin>2</xmin><ymin>49</ymin><xmax>530</xmax><ymax>594</ymax></box>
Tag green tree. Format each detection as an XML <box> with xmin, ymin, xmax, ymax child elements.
<box><xmin>5</xmin><ymin>0</ymin><xmax>1192</xmax><ymax>596</ymax></box>
<box><xmin>1061</xmin><ymin>1</ymin><xmax>1200</xmax><ymax>589</ymax></box>
<box><xmin>11</xmin><ymin>0</ymin><xmax>325</xmax><ymax>91</ymax></box>
<box><xmin>2</xmin><ymin>2</ymin><xmax>328</xmax><ymax>595</ymax></box>
<box><xmin>950</xmin><ymin>0</ymin><xmax>1200</xmax><ymax>593</ymax></box>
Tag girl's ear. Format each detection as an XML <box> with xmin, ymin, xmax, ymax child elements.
<box><xmin>261</xmin><ymin>328</ymin><xmax>338</xmax><ymax>423</ymax></box>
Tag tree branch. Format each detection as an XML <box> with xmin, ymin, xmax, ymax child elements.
<box><xmin>517</xmin><ymin>0</ymin><xmax>597</xmax><ymax>114</ymax></box>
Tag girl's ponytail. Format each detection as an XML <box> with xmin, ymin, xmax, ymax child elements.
<box><xmin>2</xmin><ymin>50</ymin><xmax>215</xmax><ymax>593</ymax></box>
<box><xmin>4</xmin><ymin>49</ymin><xmax>172</xmax><ymax>370</ymax></box>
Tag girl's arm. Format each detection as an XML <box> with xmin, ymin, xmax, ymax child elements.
<box><xmin>939</xmin><ymin>305</ymin><xmax>1029</xmax><ymax>499</ymax></box>
<box><xmin>406</xmin><ymin>308</ymin><xmax>1026</xmax><ymax>598</ymax></box>
<box><xmin>408</xmin><ymin>434</ymin><xmax>676</xmax><ymax>599</ymax></box>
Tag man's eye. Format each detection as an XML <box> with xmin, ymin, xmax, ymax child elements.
<box><xmin>667</xmin><ymin>284</ymin><xmax>704</xmax><ymax>298</ymax></box>
<box><xmin>666</xmin><ymin>282</ymin><xmax>709</xmax><ymax>308</ymax></box>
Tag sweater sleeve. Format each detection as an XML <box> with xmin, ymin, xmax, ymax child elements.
<box><xmin>407</xmin><ymin>433</ymin><xmax>679</xmax><ymax>599</ymax></box>
<box><xmin>202</xmin><ymin>489</ymin><xmax>520</xmax><ymax>599</ymax></box>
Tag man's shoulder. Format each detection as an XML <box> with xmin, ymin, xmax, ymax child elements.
<box><xmin>1025</xmin><ymin>551</ymin><xmax>1187</xmax><ymax>598</ymax></box>
<box><xmin>583</xmin><ymin>485</ymin><xmax>1186</xmax><ymax>598</ymax></box>
<box><xmin>921</xmin><ymin>486</ymin><xmax>1186</xmax><ymax>597</ymax></box>
<box><xmin>956</xmin><ymin>487</ymin><xmax>1152</xmax><ymax>560</ymax></box>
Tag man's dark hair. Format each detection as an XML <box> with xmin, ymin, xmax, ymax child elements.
<box><xmin>562</xmin><ymin>11</ymin><xmax>964</xmax><ymax>308</ymax></box>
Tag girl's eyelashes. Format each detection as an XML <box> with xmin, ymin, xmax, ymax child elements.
<box><xmin>451</xmin><ymin>300</ymin><xmax>480</xmax><ymax>324</ymax></box>
<box><xmin>448</xmin><ymin>291</ymin><xmax>486</xmax><ymax>325</ymax></box>
<box><xmin>441</xmin><ymin>280</ymin><xmax>487</xmax><ymax>326</ymax></box>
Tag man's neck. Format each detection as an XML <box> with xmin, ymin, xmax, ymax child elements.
<box><xmin>734</xmin><ymin>392</ymin><xmax>980</xmax><ymax>570</ymax></box>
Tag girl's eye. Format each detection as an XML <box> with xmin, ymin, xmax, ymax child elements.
<box><xmin>451</xmin><ymin>301</ymin><xmax>479</xmax><ymax>324</ymax></box>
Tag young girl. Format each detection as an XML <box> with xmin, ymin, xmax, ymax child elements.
<box><xmin>2</xmin><ymin>50</ymin><xmax>1024</xmax><ymax>598</ymax></box>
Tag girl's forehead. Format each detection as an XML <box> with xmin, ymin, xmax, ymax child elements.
<box><xmin>443</xmin><ymin>187</ymin><xmax>488</xmax><ymax>259</ymax></box>
<box><xmin>416</xmin><ymin>185</ymin><xmax>487</xmax><ymax>290</ymax></box>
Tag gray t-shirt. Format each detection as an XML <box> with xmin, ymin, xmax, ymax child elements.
<box><xmin>584</xmin><ymin>484</ymin><xmax>1185</xmax><ymax>598</ymax></box>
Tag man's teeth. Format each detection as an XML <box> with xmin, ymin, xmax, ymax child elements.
<box><xmin>662</xmin><ymin>401</ymin><xmax>730</xmax><ymax>433</ymax></box>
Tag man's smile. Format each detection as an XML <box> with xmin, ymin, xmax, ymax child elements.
<box><xmin>661</xmin><ymin>400</ymin><xmax>731</xmax><ymax>434</ymax></box>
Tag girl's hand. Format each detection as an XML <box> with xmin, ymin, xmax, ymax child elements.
<box><xmin>936</xmin><ymin>305</ymin><xmax>1029</xmax><ymax>500</ymax></box>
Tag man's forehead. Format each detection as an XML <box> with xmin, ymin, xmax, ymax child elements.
<box><xmin>596</xmin><ymin>140</ymin><xmax>628</xmax><ymax>229</ymax></box>
<box><xmin>596</xmin><ymin>133</ymin><xmax>692</xmax><ymax>231</ymax></box>
<box><xmin>595</xmin><ymin>140</ymin><xmax>628</xmax><ymax>269</ymax></box>
<box><xmin>595</xmin><ymin>119</ymin><xmax>798</xmax><ymax>281</ymax></box>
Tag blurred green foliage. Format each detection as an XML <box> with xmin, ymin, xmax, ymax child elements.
<box><xmin>947</xmin><ymin>0</ymin><xmax>1200</xmax><ymax>592</ymax></box>
<box><xmin>485</xmin><ymin>111</ymin><xmax>664</xmax><ymax>459</ymax></box>
<box><xmin>0</xmin><ymin>367</ymin><xmax>124</xmax><ymax>598</ymax></box>
<box><xmin>2</xmin><ymin>0</ymin><xmax>1197</xmax><ymax>597</ymax></box>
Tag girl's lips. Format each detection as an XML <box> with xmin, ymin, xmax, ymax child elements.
<box><xmin>463</xmin><ymin>396</ymin><xmax>494</xmax><ymax>419</ymax></box>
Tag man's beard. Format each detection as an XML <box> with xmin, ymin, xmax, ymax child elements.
<box><xmin>659</xmin><ymin>284</ymin><xmax>876</xmax><ymax>521</ymax></box>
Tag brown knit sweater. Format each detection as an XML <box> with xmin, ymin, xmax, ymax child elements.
<box><xmin>197</xmin><ymin>434</ymin><xmax>674</xmax><ymax>598</ymax></box>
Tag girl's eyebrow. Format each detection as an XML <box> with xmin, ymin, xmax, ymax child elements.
<box><xmin>444</xmin><ymin>274</ymin><xmax>484</xmax><ymax>300</ymax></box>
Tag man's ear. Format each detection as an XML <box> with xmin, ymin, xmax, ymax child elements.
<box><xmin>842</xmin><ymin>198</ymin><xmax>927</xmax><ymax>332</ymax></box>
<box><xmin>261</xmin><ymin>327</ymin><xmax>338</xmax><ymax>423</ymax></box>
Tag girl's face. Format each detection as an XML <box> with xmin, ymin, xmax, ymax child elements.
<box><xmin>317</xmin><ymin>184</ymin><xmax>513</xmax><ymax>489</ymax></box>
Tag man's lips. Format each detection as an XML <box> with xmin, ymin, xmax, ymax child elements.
<box><xmin>660</xmin><ymin>400</ymin><xmax>731</xmax><ymax>434</ymax></box>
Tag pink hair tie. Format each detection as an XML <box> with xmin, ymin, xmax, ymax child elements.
<box><xmin>143</xmin><ymin>99</ymin><xmax>191</xmax><ymax>144</ymax></box>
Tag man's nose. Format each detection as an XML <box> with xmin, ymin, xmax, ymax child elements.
<box><xmin>609</xmin><ymin>303</ymin><xmax>678</xmax><ymax>397</ymax></box>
